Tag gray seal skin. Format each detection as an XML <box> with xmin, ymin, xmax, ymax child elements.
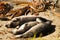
<box><xmin>5</xmin><ymin>15</ymin><xmax>43</xmax><ymax>28</ymax></box>
<box><xmin>12</xmin><ymin>21</ymin><xmax>39</xmax><ymax>35</ymax></box>
<box><xmin>15</xmin><ymin>21</ymin><xmax>52</xmax><ymax>38</ymax></box>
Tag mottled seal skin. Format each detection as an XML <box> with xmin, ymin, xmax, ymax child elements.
<box><xmin>15</xmin><ymin>21</ymin><xmax>52</xmax><ymax>38</ymax></box>
<box><xmin>12</xmin><ymin>21</ymin><xmax>39</xmax><ymax>34</ymax></box>
<box><xmin>5</xmin><ymin>15</ymin><xmax>43</xmax><ymax>28</ymax></box>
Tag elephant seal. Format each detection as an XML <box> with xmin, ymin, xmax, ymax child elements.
<box><xmin>12</xmin><ymin>21</ymin><xmax>39</xmax><ymax>35</ymax></box>
<box><xmin>15</xmin><ymin>21</ymin><xmax>52</xmax><ymax>38</ymax></box>
<box><xmin>5</xmin><ymin>15</ymin><xmax>47</xmax><ymax>28</ymax></box>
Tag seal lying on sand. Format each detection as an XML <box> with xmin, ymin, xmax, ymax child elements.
<box><xmin>15</xmin><ymin>21</ymin><xmax>52</xmax><ymax>38</ymax></box>
<box><xmin>5</xmin><ymin>15</ymin><xmax>48</xmax><ymax>28</ymax></box>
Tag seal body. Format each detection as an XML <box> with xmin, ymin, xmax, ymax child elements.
<box><xmin>15</xmin><ymin>21</ymin><xmax>52</xmax><ymax>38</ymax></box>
<box><xmin>5</xmin><ymin>15</ymin><xmax>42</xmax><ymax>28</ymax></box>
